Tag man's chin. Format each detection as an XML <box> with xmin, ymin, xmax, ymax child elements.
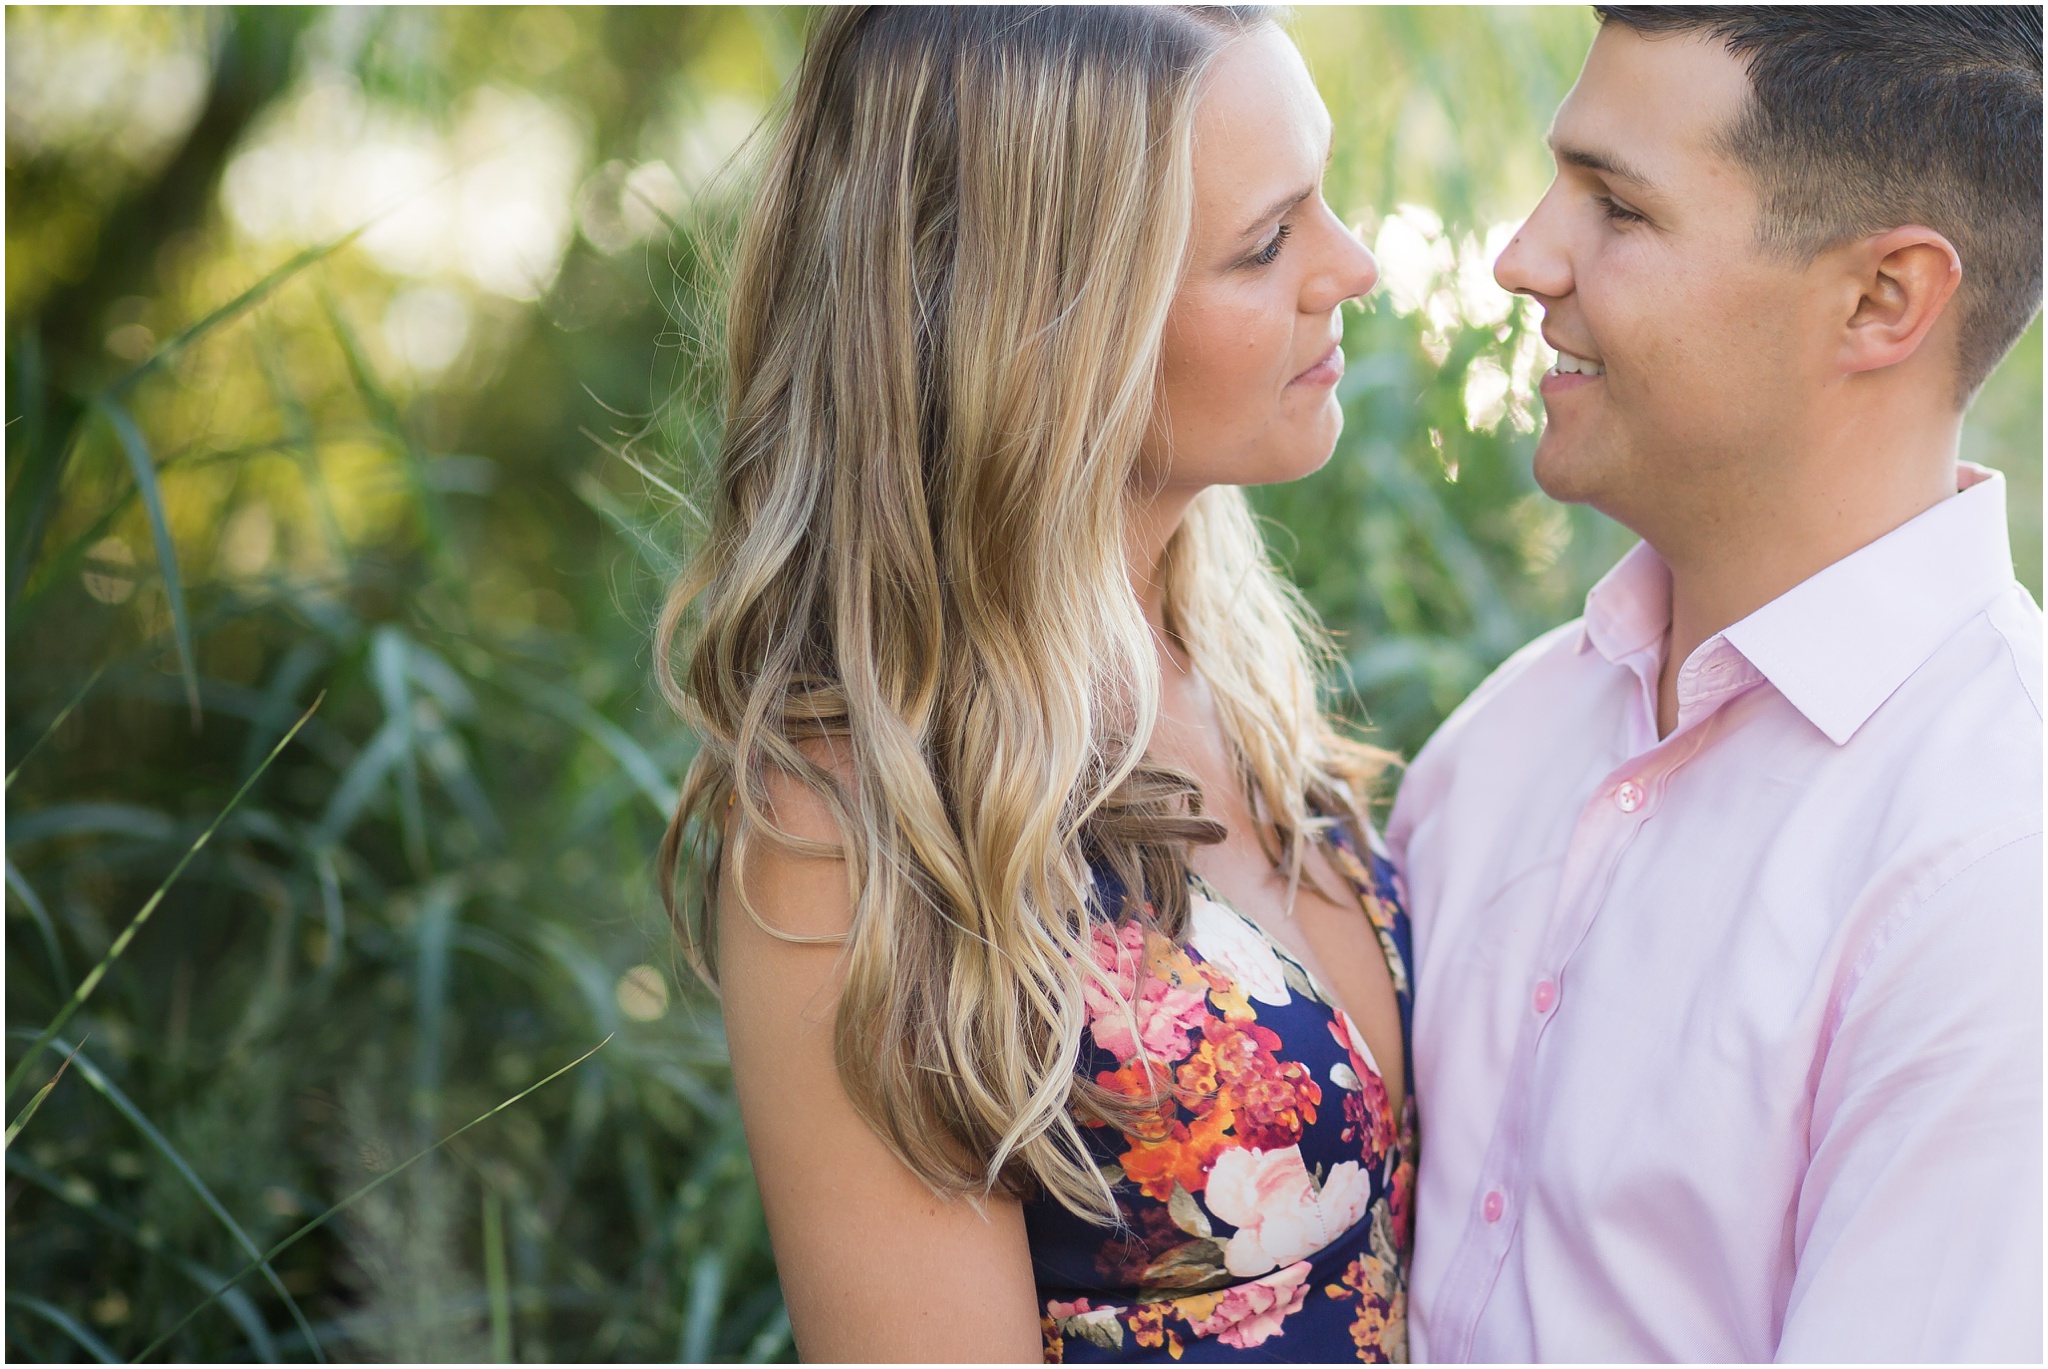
<box><xmin>1530</xmin><ymin>428</ymin><xmax>1604</xmax><ymax>507</ymax></box>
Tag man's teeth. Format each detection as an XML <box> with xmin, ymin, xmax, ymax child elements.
<box><xmin>1551</xmin><ymin>351</ymin><xmax>1605</xmax><ymax>377</ymax></box>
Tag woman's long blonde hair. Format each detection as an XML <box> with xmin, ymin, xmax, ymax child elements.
<box><xmin>656</xmin><ymin>4</ymin><xmax>1388</xmax><ymax>1222</ymax></box>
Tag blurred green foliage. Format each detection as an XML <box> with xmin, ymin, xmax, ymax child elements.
<box><xmin>5</xmin><ymin>7</ymin><xmax>2038</xmax><ymax>1362</ymax></box>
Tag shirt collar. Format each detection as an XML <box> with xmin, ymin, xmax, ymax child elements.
<box><xmin>1577</xmin><ymin>463</ymin><xmax>2018</xmax><ymax>747</ymax></box>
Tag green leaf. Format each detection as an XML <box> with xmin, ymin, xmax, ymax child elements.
<box><xmin>1056</xmin><ymin>1306</ymin><xmax>1126</xmax><ymax>1351</ymax></box>
<box><xmin>94</xmin><ymin>400</ymin><xmax>199</xmax><ymax>726</ymax></box>
<box><xmin>1137</xmin><ymin>1238</ymin><xmax>1233</xmax><ymax>1293</ymax></box>
<box><xmin>1167</xmin><ymin>1181</ymin><xmax>1214</xmax><ymax>1240</ymax></box>
<box><xmin>6</xmin><ymin>697</ymin><xmax>322</xmax><ymax>1099</ymax></box>
<box><xmin>132</xmin><ymin>1034</ymin><xmax>613</xmax><ymax>1363</ymax></box>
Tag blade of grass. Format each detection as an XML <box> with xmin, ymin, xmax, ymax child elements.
<box><xmin>6</xmin><ymin>660</ymin><xmax>107</xmax><ymax>791</ymax></box>
<box><xmin>742</xmin><ymin>1304</ymin><xmax>792</xmax><ymax>1363</ymax></box>
<box><xmin>3</xmin><ymin>1035</ymin><xmax>84</xmax><ymax>1150</ymax></box>
<box><xmin>569</xmin><ymin>469</ymin><xmax>679</xmax><ymax>577</ymax></box>
<box><xmin>411</xmin><ymin>877</ymin><xmax>461</xmax><ymax>1147</ymax></box>
<box><xmin>30</xmin><ymin>1036</ymin><xmax>325</xmax><ymax>1362</ymax></box>
<box><xmin>11</xmin><ymin>437</ymin><xmax>302</xmax><ymax>623</ymax></box>
<box><xmin>5</xmin><ymin>696</ymin><xmax>323</xmax><ymax>1099</ymax></box>
<box><xmin>7</xmin><ymin>1150</ymin><xmax>281</xmax><ymax>1361</ymax></box>
<box><xmin>679</xmin><ymin>1249</ymin><xmax>728</xmax><ymax>1363</ymax></box>
<box><xmin>7</xmin><ymin>1290</ymin><xmax>120</xmax><ymax>1364</ymax></box>
<box><xmin>94</xmin><ymin>399</ymin><xmax>200</xmax><ymax>728</ymax></box>
<box><xmin>6</xmin><ymin>859</ymin><xmax>71</xmax><ymax>995</ymax></box>
<box><xmin>132</xmin><ymin>1034</ymin><xmax>614</xmax><ymax>1363</ymax></box>
<box><xmin>310</xmin><ymin>713</ymin><xmax>408</xmax><ymax>850</ymax></box>
<box><xmin>238</xmin><ymin>638</ymin><xmax>328</xmax><ymax>777</ymax></box>
<box><xmin>104</xmin><ymin>230</ymin><xmax>366</xmax><ymax>402</ymax></box>
<box><xmin>371</xmin><ymin>627</ymin><xmax>429</xmax><ymax>873</ymax></box>
<box><xmin>320</xmin><ymin>290</ymin><xmax>450</xmax><ymax>567</ymax></box>
<box><xmin>503</xmin><ymin>669</ymin><xmax>674</xmax><ymax>816</ymax></box>
<box><xmin>6</xmin><ymin>332</ymin><xmax>85</xmax><ymax>615</ymax></box>
<box><xmin>255</xmin><ymin>312</ymin><xmax>351</xmax><ymax>562</ymax></box>
<box><xmin>483</xmin><ymin>1186</ymin><xmax>513</xmax><ymax>1362</ymax></box>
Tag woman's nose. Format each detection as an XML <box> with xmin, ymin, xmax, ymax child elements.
<box><xmin>1311</xmin><ymin>205</ymin><xmax>1379</xmax><ymax>312</ymax></box>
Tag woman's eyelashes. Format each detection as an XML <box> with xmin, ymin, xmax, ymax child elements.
<box><xmin>1248</xmin><ymin>221</ymin><xmax>1293</xmax><ymax>267</ymax></box>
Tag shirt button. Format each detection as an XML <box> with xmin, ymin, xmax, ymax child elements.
<box><xmin>1614</xmin><ymin>780</ymin><xmax>1645</xmax><ymax>813</ymax></box>
<box><xmin>1483</xmin><ymin>1190</ymin><xmax>1504</xmax><ymax>1223</ymax></box>
<box><xmin>1533</xmin><ymin>979</ymin><xmax>1557</xmax><ymax>1014</ymax></box>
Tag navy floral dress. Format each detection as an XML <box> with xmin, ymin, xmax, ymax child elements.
<box><xmin>1026</xmin><ymin>823</ymin><xmax>1415</xmax><ymax>1363</ymax></box>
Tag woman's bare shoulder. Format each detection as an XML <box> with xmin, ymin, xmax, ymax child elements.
<box><xmin>723</xmin><ymin>734</ymin><xmax>858</xmax><ymax>942</ymax></box>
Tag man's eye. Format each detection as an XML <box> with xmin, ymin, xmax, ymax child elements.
<box><xmin>1596</xmin><ymin>195</ymin><xmax>1646</xmax><ymax>226</ymax></box>
<box><xmin>1250</xmin><ymin>223</ymin><xmax>1292</xmax><ymax>267</ymax></box>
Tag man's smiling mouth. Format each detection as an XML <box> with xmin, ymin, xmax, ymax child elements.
<box><xmin>1550</xmin><ymin>349</ymin><xmax>1606</xmax><ymax>377</ymax></box>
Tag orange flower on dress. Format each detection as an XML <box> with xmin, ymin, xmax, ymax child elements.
<box><xmin>1110</xmin><ymin>1089</ymin><xmax>1237</xmax><ymax>1199</ymax></box>
<box><xmin>1124</xmin><ymin>1302</ymin><xmax>1186</xmax><ymax>1359</ymax></box>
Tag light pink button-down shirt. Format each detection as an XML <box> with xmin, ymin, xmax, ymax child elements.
<box><xmin>1389</xmin><ymin>464</ymin><xmax>2043</xmax><ymax>1362</ymax></box>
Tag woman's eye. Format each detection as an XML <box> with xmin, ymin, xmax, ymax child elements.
<box><xmin>1596</xmin><ymin>195</ymin><xmax>1646</xmax><ymax>226</ymax></box>
<box><xmin>1250</xmin><ymin>222</ymin><xmax>1292</xmax><ymax>267</ymax></box>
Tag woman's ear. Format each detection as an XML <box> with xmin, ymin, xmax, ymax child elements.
<box><xmin>1837</xmin><ymin>225</ymin><xmax>1963</xmax><ymax>378</ymax></box>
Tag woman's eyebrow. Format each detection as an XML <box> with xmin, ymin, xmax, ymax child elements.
<box><xmin>1237</xmin><ymin>183</ymin><xmax>1315</xmax><ymax>241</ymax></box>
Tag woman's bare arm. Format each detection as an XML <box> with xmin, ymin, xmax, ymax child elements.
<box><xmin>716</xmin><ymin>761</ymin><xmax>1043</xmax><ymax>1363</ymax></box>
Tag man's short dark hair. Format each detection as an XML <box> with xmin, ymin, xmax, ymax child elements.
<box><xmin>1594</xmin><ymin>5</ymin><xmax>2043</xmax><ymax>402</ymax></box>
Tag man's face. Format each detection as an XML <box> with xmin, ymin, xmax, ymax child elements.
<box><xmin>1494</xmin><ymin>26</ymin><xmax>1833</xmax><ymax>542</ymax></box>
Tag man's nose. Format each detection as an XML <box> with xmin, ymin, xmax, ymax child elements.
<box><xmin>1493</xmin><ymin>197</ymin><xmax>1571</xmax><ymax>302</ymax></box>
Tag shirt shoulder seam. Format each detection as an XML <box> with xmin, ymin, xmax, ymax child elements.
<box><xmin>1986</xmin><ymin>591</ymin><xmax>2043</xmax><ymax>721</ymax></box>
<box><xmin>1827</xmin><ymin>817</ymin><xmax>2045</xmax><ymax>1038</ymax></box>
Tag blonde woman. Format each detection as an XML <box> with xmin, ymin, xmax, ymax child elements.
<box><xmin>659</xmin><ymin>7</ymin><xmax>1411</xmax><ymax>1361</ymax></box>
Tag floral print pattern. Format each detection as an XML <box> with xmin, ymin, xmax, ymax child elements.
<box><xmin>1028</xmin><ymin>823</ymin><xmax>1415</xmax><ymax>1363</ymax></box>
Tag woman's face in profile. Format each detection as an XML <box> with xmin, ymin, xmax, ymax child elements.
<box><xmin>1146</xmin><ymin>25</ymin><xmax>1378</xmax><ymax>496</ymax></box>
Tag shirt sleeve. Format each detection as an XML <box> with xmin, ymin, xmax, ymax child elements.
<box><xmin>1777</xmin><ymin>827</ymin><xmax>2043</xmax><ymax>1363</ymax></box>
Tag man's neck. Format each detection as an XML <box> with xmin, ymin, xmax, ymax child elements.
<box><xmin>1650</xmin><ymin>415</ymin><xmax>1963</xmax><ymax>738</ymax></box>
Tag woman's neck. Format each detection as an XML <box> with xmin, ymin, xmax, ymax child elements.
<box><xmin>1126</xmin><ymin>482</ymin><xmax>1200</xmax><ymax>645</ymax></box>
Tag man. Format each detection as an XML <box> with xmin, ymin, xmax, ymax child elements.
<box><xmin>1388</xmin><ymin>7</ymin><xmax>2042</xmax><ymax>1361</ymax></box>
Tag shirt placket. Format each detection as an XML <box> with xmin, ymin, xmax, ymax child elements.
<box><xmin>1434</xmin><ymin>708</ymin><xmax>1723</xmax><ymax>1361</ymax></box>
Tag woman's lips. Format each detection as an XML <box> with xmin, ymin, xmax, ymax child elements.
<box><xmin>1290</xmin><ymin>343</ymin><xmax>1343</xmax><ymax>387</ymax></box>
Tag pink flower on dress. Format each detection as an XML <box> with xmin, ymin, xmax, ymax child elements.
<box><xmin>1084</xmin><ymin>921</ymin><xmax>1211</xmax><ymax>1065</ymax></box>
<box><xmin>1046</xmin><ymin>1298</ymin><xmax>1094</xmax><ymax>1319</ymax></box>
<box><xmin>1204</xmin><ymin>1144</ymin><xmax>1375</xmax><ymax>1276</ymax></box>
<box><xmin>1184</xmin><ymin>1261</ymin><xmax>1313</xmax><ymax>1349</ymax></box>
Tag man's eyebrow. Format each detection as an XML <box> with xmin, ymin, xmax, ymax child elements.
<box><xmin>1548</xmin><ymin>138</ymin><xmax>1660</xmax><ymax>192</ymax></box>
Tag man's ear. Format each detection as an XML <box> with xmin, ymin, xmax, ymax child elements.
<box><xmin>1838</xmin><ymin>225</ymin><xmax>1962</xmax><ymax>378</ymax></box>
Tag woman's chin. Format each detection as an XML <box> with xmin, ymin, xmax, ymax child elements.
<box><xmin>1244</xmin><ymin>420</ymin><xmax>1343</xmax><ymax>487</ymax></box>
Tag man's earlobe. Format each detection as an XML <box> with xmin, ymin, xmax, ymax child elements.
<box><xmin>1840</xmin><ymin>226</ymin><xmax>1962</xmax><ymax>378</ymax></box>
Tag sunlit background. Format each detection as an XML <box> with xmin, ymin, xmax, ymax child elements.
<box><xmin>6</xmin><ymin>7</ymin><xmax>2039</xmax><ymax>1362</ymax></box>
